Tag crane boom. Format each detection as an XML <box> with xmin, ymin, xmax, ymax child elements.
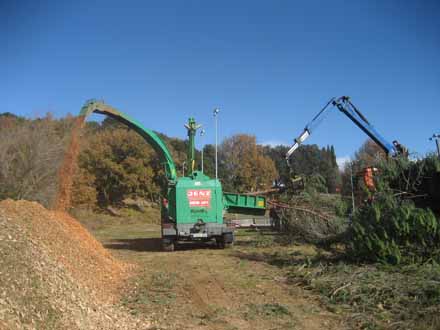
<box><xmin>286</xmin><ymin>96</ymin><xmax>402</xmax><ymax>164</ymax></box>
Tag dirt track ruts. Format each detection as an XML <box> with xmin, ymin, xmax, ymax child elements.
<box><xmin>103</xmin><ymin>228</ymin><xmax>349</xmax><ymax>330</ymax></box>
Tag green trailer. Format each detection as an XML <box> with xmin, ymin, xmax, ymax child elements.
<box><xmin>223</xmin><ymin>193</ymin><xmax>266</xmax><ymax>215</ymax></box>
<box><xmin>80</xmin><ymin>99</ymin><xmax>266</xmax><ymax>251</ymax></box>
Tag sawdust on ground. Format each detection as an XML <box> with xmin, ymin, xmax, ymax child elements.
<box><xmin>0</xmin><ymin>199</ymin><xmax>149</xmax><ymax>330</ymax></box>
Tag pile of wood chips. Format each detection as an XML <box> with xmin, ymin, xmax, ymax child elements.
<box><xmin>0</xmin><ymin>199</ymin><xmax>148</xmax><ymax>330</ymax></box>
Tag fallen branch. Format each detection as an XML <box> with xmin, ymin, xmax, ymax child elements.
<box><xmin>288</xmin><ymin>207</ymin><xmax>333</xmax><ymax>222</ymax></box>
<box><xmin>268</xmin><ymin>200</ymin><xmax>333</xmax><ymax>222</ymax></box>
<box><xmin>330</xmin><ymin>282</ymin><xmax>352</xmax><ymax>298</ymax></box>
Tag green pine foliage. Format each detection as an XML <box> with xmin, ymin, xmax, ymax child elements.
<box><xmin>349</xmin><ymin>156</ymin><xmax>440</xmax><ymax>264</ymax></box>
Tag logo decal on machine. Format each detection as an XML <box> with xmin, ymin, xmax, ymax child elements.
<box><xmin>187</xmin><ymin>189</ymin><xmax>211</xmax><ymax>208</ymax></box>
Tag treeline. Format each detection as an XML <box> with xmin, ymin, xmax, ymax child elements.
<box><xmin>73</xmin><ymin>117</ymin><xmax>340</xmax><ymax>207</ymax></box>
<box><xmin>262</xmin><ymin>144</ymin><xmax>340</xmax><ymax>193</ymax></box>
<box><xmin>0</xmin><ymin>113</ymin><xmax>340</xmax><ymax>208</ymax></box>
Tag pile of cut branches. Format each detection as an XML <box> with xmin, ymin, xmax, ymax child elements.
<box><xmin>273</xmin><ymin>192</ymin><xmax>349</xmax><ymax>244</ymax></box>
<box><xmin>287</xmin><ymin>255</ymin><xmax>440</xmax><ymax>330</ymax></box>
<box><xmin>349</xmin><ymin>155</ymin><xmax>440</xmax><ymax>264</ymax></box>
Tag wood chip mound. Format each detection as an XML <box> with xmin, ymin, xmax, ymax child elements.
<box><xmin>0</xmin><ymin>199</ymin><xmax>147</xmax><ymax>330</ymax></box>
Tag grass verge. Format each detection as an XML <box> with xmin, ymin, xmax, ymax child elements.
<box><xmin>286</xmin><ymin>259</ymin><xmax>440</xmax><ymax>330</ymax></box>
<box><xmin>71</xmin><ymin>206</ymin><xmax>160</xmax><ymax>231</ymax></box>
<box><xmin>233</xmin><ymin>228</ymin><xmax>440</xmax><ymax>330</ymax></box>
<box><xmin>121</xmin><ymin>270</ymin><xmax>178</xmax><ymax>316</ymax></box>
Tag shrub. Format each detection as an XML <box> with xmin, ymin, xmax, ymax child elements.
<box><xmin>0</xmin><ymin>115</ymin><xmax>73</xmax><ymax>207</ymax></box>
<box><xmin>349</xmin><ymin>195</ymin><xmax>439</xmax><ymax>264</ymax></box>
<box><xmin>349</xmin><ymin>156</ymin><xmax>440</xmax><ymax>264</ymax></box>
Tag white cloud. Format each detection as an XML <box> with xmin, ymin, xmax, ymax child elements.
<box><xmin>336</xmin><ymin>156</ymin><xmax>351</xmax><ymax>171</ymax></box>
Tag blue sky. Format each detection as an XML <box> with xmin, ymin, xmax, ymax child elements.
<box><xmin>2</xmin><ymin>0</ymin><xmax>439</xmax><ymax>164</ymax></box>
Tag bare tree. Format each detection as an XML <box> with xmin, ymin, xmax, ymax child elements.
<box><xmin>0</xmin><ymin>116</ymin><xmax>73</xmax><ymax>207</ymax></box>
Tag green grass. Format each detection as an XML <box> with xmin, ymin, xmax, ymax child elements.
<box><xmin>71</xmin><ymin>206</ymin><xmax>161</xmax><ymax>242</ymax></box>
<box><xmin>121</xmin><ymin>270</ymin><xmax>179</xmax><ymax>315</ymax></box>
<box><xmin>150</xmin><ymin>271</ymin><xmax>177</xmax><ymax>291</ymax></box>
<box><xmin>244</xmin><ymin>303</ymin><xmax>291</xmax><ymax>320</ymax></box>
<box><xmin>71</xmin><ymin>206</ymin><xmax>160</xmax><ymax>232</ymax></box>
<box><xmin>196</xmin><ymin>306</ymin><xmax>228</xmax><ymax>324</ymax></box>
<box><xmin>284</xmin><ymin>253</ymin><xmax>440</xmax><ymax>329</ymax></box>
<box><xmin>72</xmin><ymin>209</ymin><xmax>440</xmax><ymax>329</ymax></box>
<box><xmin>232</xmin><ymin>228</ymin><xmax>440</xmax><ymax>330</ymax></box>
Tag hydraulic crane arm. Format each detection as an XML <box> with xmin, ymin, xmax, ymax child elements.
<box><xmin>286</xmin><ymin>98</ymin><xmax>336</xmax><ymax>159</ymax></box>
<box><xmin>286</xmin><ymin>96</ymin><xmax>400</xmax><ymax>163</ymax></box>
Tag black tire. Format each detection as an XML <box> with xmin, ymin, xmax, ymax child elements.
<box><xmin>216</xmin><ymin>233</ymin><xmax>234</xmax><ymax>249</ymax></box>
<box><xmin>223</xmin><ymin>233</ymin><xmax>234</xmax><ymax>248</ymax></box>
<box><xmin>215</xmin><ymin>237</ymin><xmax>225</xmax><ymax>249</ymax></box>
<box><xmin>224</xmin><ymin>241</ymin><xmax>233</xmax><ymax>248</ymax></box>
<box><xmin>162</xmin><ymin>239</ymin><xmax>175</xmax><ymax>252</ymax></box>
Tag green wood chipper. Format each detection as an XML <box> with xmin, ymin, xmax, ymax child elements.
<box><xmin>80</xmin><ymin>100</ymin><xmax>266</xmax><ymax>251</ymax></box>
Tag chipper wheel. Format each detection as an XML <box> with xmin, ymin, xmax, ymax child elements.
<box><xmin>216</xmin><ymin>233</ymin><xmax>234</xmax><ymax>249</ymax></box>
<box><xmin>162</xmin><ymin>239</ymin><xmax>175</xmax><ymax>252</ymax></box>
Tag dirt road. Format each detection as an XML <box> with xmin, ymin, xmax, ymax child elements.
<box><xmin>92</xmin><ymin>222</ymin><xmax>348</xmax><ymax>330</ymax></box>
